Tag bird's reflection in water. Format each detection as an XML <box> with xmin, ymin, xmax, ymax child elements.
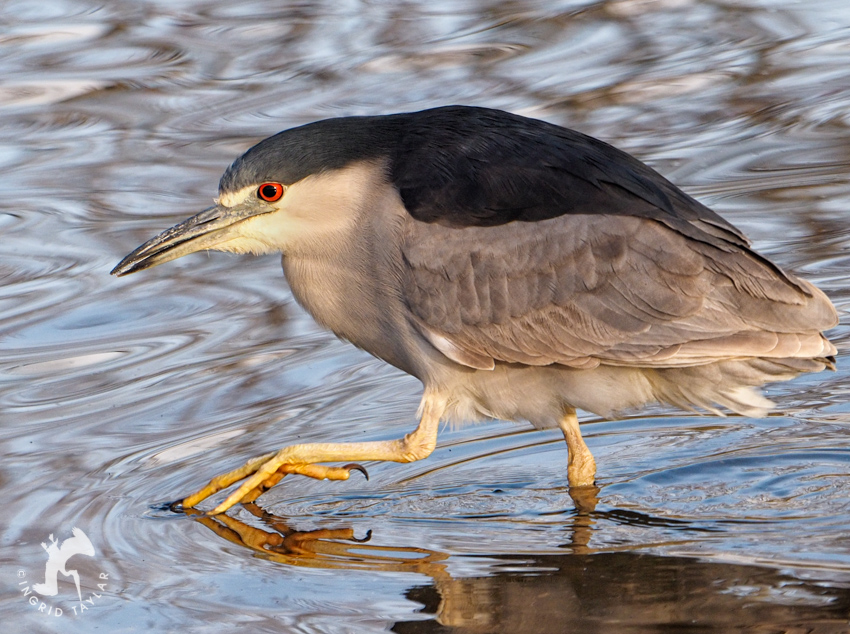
<box><xmin>190</xmin><ymin>484</ymin><xmax>600</xmax><ymax>567</ymax></box>
<box><xmin>186</xmin><ymin>489</ymin><xmax>602</xmax><ymax>629</ymax></box>
<box><xmin>564</xmin><ymin>484</ymin><xmax>599</xmax><ymax>554</ymax></box>
<box><xmin>394</xmin><ymin>551</ymin><xmax>850</xmax><ymax>633</ymax></box>
<box><xmin>187</xmin><ymin>498</ymin><xmax>850</xmax><ymax>632</ymax></box>
<box><xmin>189</xmin><ymin>503</ymin><xmax>450</xmax><ymax>573</ymax></box>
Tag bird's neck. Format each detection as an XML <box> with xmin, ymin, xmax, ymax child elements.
<box><xmin>281</xmin><ymin>193</ymin><xmax>424</xmax><ymax>378</ymax></box>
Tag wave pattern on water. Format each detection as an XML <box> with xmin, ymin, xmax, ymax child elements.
<box><xmin>2</xmin><ymin>0</ymin><xmax>850</xmax><ymax>632</ymax></box>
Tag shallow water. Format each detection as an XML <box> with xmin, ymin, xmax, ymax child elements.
<box><xmin>3</xmin><ymin>0</ymin><xmax>850</xmax><ymax>631</ymax></box>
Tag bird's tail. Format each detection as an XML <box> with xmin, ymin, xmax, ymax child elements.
<box><xmin>650</xmin><ymin>357</ymin><xmax>833</xmax><ymax>417</ymax></box>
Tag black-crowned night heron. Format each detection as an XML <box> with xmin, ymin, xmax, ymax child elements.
<box><xmin>113</xmin><ymin>106</ymin><xmax>837</xmax><ymax>515</ymax></box>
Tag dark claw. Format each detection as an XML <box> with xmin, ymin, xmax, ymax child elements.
<box><xmin>351</xmin><ymin>529</ymin><xmax>373</xmax><ymax>543</ymax></box>
<box><xmin>343</xmin><ymin>463</ymin><xmax>369</xmax><ymax>481</ymax></box>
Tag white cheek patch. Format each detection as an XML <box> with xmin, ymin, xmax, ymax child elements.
<box><xmin>216</xmin><ymin>185</ymin><xmax>258</xmax><ymax>208</ymax></box>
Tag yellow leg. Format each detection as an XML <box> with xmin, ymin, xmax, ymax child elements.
<box><xmin>558</xmin><ymin>410</ymin><xmax>596</xmax><ymax>488</ymax></box>
<box><xmin>182</xmin><ymin>392</ymin><xmax>447</xmax><ymax>515</ymax></box>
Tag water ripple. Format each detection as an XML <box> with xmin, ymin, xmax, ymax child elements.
<box><xmin>3</xmin><ymin>0</ymin><xmax>850</xmax><ymax>631</ymax></box>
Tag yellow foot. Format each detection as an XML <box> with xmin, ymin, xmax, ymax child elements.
<box><xmin>172</xmin><ymin>393</ymin><xmax>447</xmax><ymax>515</ymax></box>
<box><xmin>237</xmin><ymin>463</ymin><xmax>369</xmax><ymax>504</ymax></box>
<box><xmin>178</xmin><ymin>455</ymin><xmax>369</xmax><ymax>514</ymax></box>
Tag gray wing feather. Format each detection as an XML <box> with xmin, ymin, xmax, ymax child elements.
<box><xmin>402</xmin><ymin>215</ymin><xmax>837</xmax><ymax>369</ymax></box>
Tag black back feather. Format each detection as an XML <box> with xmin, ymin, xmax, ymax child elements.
<box><xmin>387</xmin><ymin>107</ymin><xmax>750</xmax><ymax>250</ymax></box>
<box><xmin>223</xmin><ymin>106</ymin><xmax>747</xmax><ymax>245</ymax></box>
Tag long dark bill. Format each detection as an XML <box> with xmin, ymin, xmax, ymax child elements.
<box><xmin>111</xmin><ymin>204</ymin><xmax>266</xmax><ymax>277</ymax></box>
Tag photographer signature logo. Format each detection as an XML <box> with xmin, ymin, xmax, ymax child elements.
<box><xmin>17</xmin><ymin>527</ymin><xmax>110</xmax><ymax>618</ymax></box>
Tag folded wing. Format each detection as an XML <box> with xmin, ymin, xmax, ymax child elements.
<box><xmin>402</xmin><ymin>213</ymin><xmax>837</xmax><ymax>370</ymax></box>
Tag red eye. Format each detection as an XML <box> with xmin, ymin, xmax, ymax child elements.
<box><xmin>257</xmin><ymin>182</ymin><xmax>284</xmax><ymax>202</ymax></box>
